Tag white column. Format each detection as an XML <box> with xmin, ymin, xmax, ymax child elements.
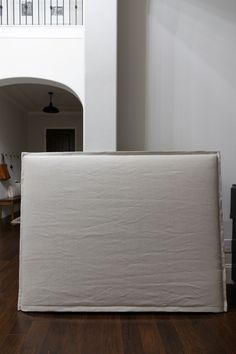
<box><xmin>84</xmin><ymin>0</ymin><xmax>117</xmax><ymax>151</ymax></box>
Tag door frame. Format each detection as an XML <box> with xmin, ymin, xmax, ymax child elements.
<box><xmin>44</xmin><ymin>127</ymin><xmax>77</xmax><ymax>152</ymax></box>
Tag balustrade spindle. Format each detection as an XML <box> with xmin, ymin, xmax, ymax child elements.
<box><xmin>0</xmin><ymin>0</ymin><xmax>82</xmax><ymax>26</ymax></box>
<box><xmin>0</xmin><ymin>1</ymin><xmax>2</xmax><ymax>25</ymax></box>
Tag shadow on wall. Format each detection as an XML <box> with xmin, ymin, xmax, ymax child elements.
<box><xmin>118</xmin><ymin>0</ymin><xmax>236</xmax><ymax>152</ymax></box>
<box><xmin>154</xmin><ymin>0</ymin><xmax>236</xmax><ymax>91</ymax></box>
<box><xmin>186</xmin><ymin>0</ymin><xmax>236</xmax><ymax>24</ymax></box>
<box><xmin>145</xmin><ymin>0</ymin><xmax>236</xmax><ymax>150</ymax></box>
<box><xmin>117</xmin><ymin>0</ymin><xmax>148</xmax><ymax>151</ymax></box>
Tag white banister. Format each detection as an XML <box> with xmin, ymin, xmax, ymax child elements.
<box><xmin>0</xmin><ymin>0</ymin><xmax>83</xmax><ymax>26</ymax></box>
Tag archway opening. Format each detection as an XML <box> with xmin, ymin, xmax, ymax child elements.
<box><xmin>0</xmin><ymin>78</ymin><xmax>83</xmax><ymax>220</ymax></box>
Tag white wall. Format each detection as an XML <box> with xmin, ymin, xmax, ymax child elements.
<box><xmin>84</xmin><ymin>0</ymin><xmax>117</xmax><ymax>151</ymax></box>
<box><xmin>0</xmin><ymin>93</ymin><xmax>27</xmax><ymax>217</ymax></box>
<box><xmin>0</xmin><ymin>1</ymin><xmax>118</xmax><ymax>153</ymax></box>
<box><xmin>28</xmin><ymin>112</ymin><xmax>83</xmax><ymax>152</ymax></box>
<box><xmin>0</xmin><ymin>94</ymin><xmax>27</xmax><ymax>154</ymax></box>
<box><xmin>0</xmin><ymin>33</ymin><xmax>85</xmax><ymax>105</ymax></box>
<box><xmin>118</xmin><ymin>0</ymin><xmax>147</xmax><ymax>151</ymax></box>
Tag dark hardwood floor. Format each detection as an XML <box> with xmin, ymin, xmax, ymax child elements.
<box><xmin>1</xmin><ymin>217</ymin><xmax>236</xmax><ymax>354</ymax></box>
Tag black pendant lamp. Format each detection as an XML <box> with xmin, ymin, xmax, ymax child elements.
<box><xmin>43</xmin><ymin>92</ymin><xmax>59</xmax><ymax>113</ymax></box>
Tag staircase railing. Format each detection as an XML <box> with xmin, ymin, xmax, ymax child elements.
<box><xmin>0</xmin><ymin>0</ymin><xmax>83</xmax><ymax>26</ymax></box>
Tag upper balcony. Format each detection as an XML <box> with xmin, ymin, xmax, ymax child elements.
<box><xmin>0</xmin><ymin>0</ymin><xmax>83</xmax><ymax>26</ymax></box>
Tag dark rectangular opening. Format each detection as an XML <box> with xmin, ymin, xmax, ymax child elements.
<box><xmin>46</xmin><ymin>129</ymin><xmax>75</xmax><ymax>152</ymax></box>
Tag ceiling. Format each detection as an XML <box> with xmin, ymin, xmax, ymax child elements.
<box><xmin>0</xmin><ymin>84</ymin><xmax>83</xmax><ymax>113</ymax></box>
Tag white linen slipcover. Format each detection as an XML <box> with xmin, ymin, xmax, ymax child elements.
<box><xmin>18</xmin><ymin>152</ymin><xmax>227</xmax><ymax>312</ymax></box>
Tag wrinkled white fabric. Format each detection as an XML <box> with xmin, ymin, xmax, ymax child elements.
<box><xmin>18</xmin><ymin>152</ymin><xmax>226</xmax><ymax>312</ymax></box>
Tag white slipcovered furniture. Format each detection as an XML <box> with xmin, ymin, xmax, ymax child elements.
<box><xmin>18</xmin><ymin>152</ymin><xmax>226</xmax><ymax>312</ymax></box>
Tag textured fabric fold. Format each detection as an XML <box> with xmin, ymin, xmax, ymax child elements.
<box><xmin>18</xmin><ymin>152</ymin><xmax>227</xmax><ymax>312</ymax></box>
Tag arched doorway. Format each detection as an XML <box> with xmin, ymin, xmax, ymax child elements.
<box><xmin>0</xmin><ymin>77</ymin><xmax>83</xmax><ymax>219</ymax></box>
<box><xmin>0</xmin><ymin>78</ymin><xmax>83</xmax><ymax>152</ymax></box>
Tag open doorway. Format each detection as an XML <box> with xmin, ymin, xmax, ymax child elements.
<box><xmin>46</xmin><ymin>128</ymin><xmax>76</xmax><ymax>152</ymax></box>
<box><xmin>0</xmin><ymin>78</ymin><xmax>83</xmax><ymax>221</ymax></box>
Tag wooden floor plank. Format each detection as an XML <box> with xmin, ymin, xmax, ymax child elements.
<box><xmin>171</xmin><ymin>315</ymin><xmax>206</xmax><ymax>354</ymax></box>
<box><xmin>156</xmin><ymin>319</ymin><xmax>185</xmax><ymax>354</ymax></box>
<box><xmin>10</xmin><ymin>313</ymin><xmax>32</xmax><ymax>335</ymax></box>
<box><xmin>38</xmin><ymin>322</ymin><xmax>68</xmax><ymax>354</ymax></box>
<box><xmin>121</xmin><ymin>315</ymin><xmax>145</xmax><ymax>354</ymax></box>
<box><xmin>0</xmin><ymin>334</ymin><xmax>25</xmax><ymax>354</ymax></box>
<box><xmin>138</xmin><ymin>315</ymin><xmax>166</xmax><ymax>354</ymax></box>
<box><xmin>190</xmin><ymin>316</ymin><xmax>228</xmax><ymax>354</ymax></box>
<box><xmin>18</xmin><ymin>321</ymin><xmax>49</xmax><ymax>354</ymax></box>
<box><xmin>61</xmin><ymin>322</ymin><xmax>85</xmax><ymax>354</ymax></box>
<box><xmin>209</xmin><ymin>315</ymin><xmax>236</xmax><ymax>354</ymax></box>
<box><xmin>79</xmin><ymin>315</ymin><xmax>124</xmax><ymax>354</ymax></box>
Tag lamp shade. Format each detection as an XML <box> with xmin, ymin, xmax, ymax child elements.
<box><xmin>43</xmin><ymin>92</ymin><xmax>59</xmax><ymax>113</ymax></box>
